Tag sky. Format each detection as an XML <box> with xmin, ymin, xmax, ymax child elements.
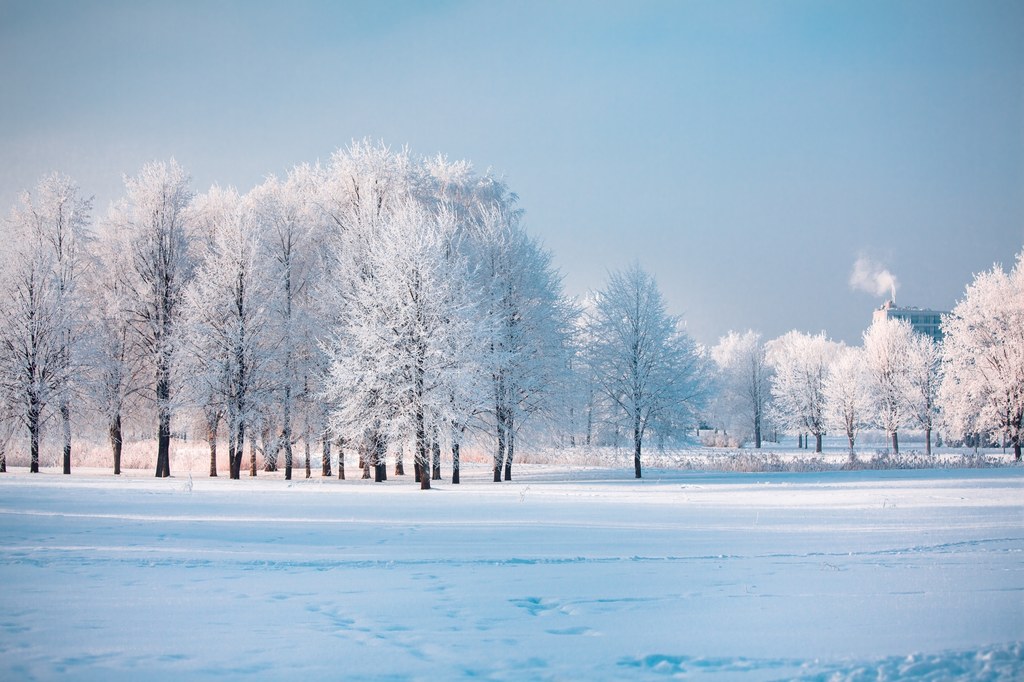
<box><xmin>1</xmin><ymin>0</ymin><xmax>1021</xmax><ymax>345</ymax></box>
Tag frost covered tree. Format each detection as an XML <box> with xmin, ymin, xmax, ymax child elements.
<box><xmin>467</xmin><ymin>183</ymin><xmax>573</xmax><ymax>482</ymax></box>
<box><xmin>324</xmin><ymin>197</ymin><xmax>485</xmax><ymax>490</ymax></box>
<box><xmin>711</xmin><ymin>330</ymin><xmax>772</xmax><ymax>448</ymax></box>
<box><xmin>483</xmin><ymin>228</ymin><xmax>571</xmax><ymax>482</ymax></box>
<box><xmin>85</xmin><ymin>234</ymin><xmax>145</xmax><ymax>475</ymax></box>
<box><xmin>108</xmin><ymin>160</ymin><xmax>193</xmax><ymax>477</ymax></box>
<box><xmin>0</xmin><ymin>174</ymin><xmax>92</xmax><ymax>473</ymax></box>
<box><xmin>250</xmin><ymin>170</ymin><xmax>321</xmax><ymax>480</ymax></box>
<box><xmin>940</xmin><ymin>251</ymin><xmax>1024</xmax><ymax>460</ymax></box>
<box><xmin>823</xmin><ymin>345</ymin><xmax>873</xmax><ymax>454</ymax></box>
<box><xmin>904</xmin><ymin>333</ymin><xmax>941</xmax><ymax>456</ymax></box>
<box><xmin>562</xmin><ymin>303</ymin><xmax>600</xmax><ymax>449</ymax></box>
<box><xmin>766</xmin><ymin>331</ymin><xmax>839</xmax><ymax>453</ymax></box>
<box><xmin>862</xmin><ymin>317</ymin><xmax>915</xmax><ymax>454</ymax></box>
<box><xmin>316</xmin><ymin>144</ymin><xmax>567</xmax><ymax>487</ymax></box>
<box><xmin>314</xmin><ymin>141</ymin><xmax>414</xmax><ymax>481</ymax></box>
<box><xmin>39</xmin><ymin>175</ymin><xmax>92</xmax><ymax>475</ymax></box>
<box><xmin>185</xmin><ymin>187</ymin><xmax>275</xmax><ymax>479</ymax></box>
<box><xmin>587</xmin><ymin>263</ymin><xmax>704</xmax><ymax>478</ymax></box>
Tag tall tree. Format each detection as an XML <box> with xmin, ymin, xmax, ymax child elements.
<box><xmin>250</xmin><ymin>171</ymin><xmax>319</xmax><ymax>481</ymax></box>
<box><xmin>766</xmin><ymin>331</ymin><xmax>839</xmax><ymax>453</ymax></box>
<box><xmin>711</xmin><ymin>330</ymin><xmax>772</xmax><ymax>448</ymax></box>
<box><xmin>470</xmin><ymin>187</ymin><xmax>572</xmax><ymax>482</ymax></box>
<box><xmin>940</xmin><ymin>250</ymin><xmax>1024</xmax><ymax>460</ymax></box>
<box><xmin>823</xmin><ymin>345</ymin><xmax>873</xmax><ymax>454</ymax></box>
<box><xmin>108</xmin><ymin>160</ymin><xmax>193</xmax><ymax>477</ymax></box>
<box><xmin>185</xmin><ymin>186</ymin><xmax>274</xmax><ymax>479</ymax></box>
<box><xmin>904</xmin><ymin>333</ymin><xmax>941</xmax><ymax>456</ymax></box>
<box><xmin>0</xmin><ymin>174</ymin><xmax>91</xmax><ymax>473</ymax></box>
<box><xmin>588</xmin><ymin>263</ymin><xmax>705</xmax><ymax>479</ymax></box>
<box><xmin>314</xmin><ymin>141</ymin><xmax>412</xmax><ymax>482</ymax></box>
<box><xmin>324</xmin><ymin>197</ymin><xmax>483</xmax><ymax>490</ymax></box>
<box><xmin>86</xmin><ymin>234</ymin><xmax>144</xmax><ymax>475</ymax></box>
<box><xmin>863</xmin><ymin>317</ymin><xmax>914</xmax><ymax>455</ymax></box>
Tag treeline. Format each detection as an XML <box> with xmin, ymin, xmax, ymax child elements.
<box><xmin>0</xmin><ymin>142</ymin><xmax>1021</xmax><ymax>483</ymax></box>
<box><xmin>0</xmin><ymin>142</ymin><xmax>709</xmax><ymax>483</ymax></box>
<box><xmin>707</xmin><ymin>252</ymin><xmax>1023</xmax><ymax>461</ymax></box>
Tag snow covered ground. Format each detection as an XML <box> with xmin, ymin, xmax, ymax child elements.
<box><xmin>1</xmin><ymin>464</ymin><xmax>1022</xmax><ymax>680</ymax></box>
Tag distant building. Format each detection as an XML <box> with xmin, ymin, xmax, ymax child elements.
<box><xmin>872</xmin><ymin>301</ymin><xmax>947</xmax><ymax>343</ymax></box>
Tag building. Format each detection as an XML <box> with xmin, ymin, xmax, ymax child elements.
<box><xmin>872</xmin><ymin>301</ymin><xmax>947</xmax><ymax>343</ymax></box>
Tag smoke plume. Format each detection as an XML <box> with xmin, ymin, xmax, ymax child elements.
<box><xmin>849</xmin><ymin>256</ymin><xmax>898</xmax><ymax>301</ymax></box>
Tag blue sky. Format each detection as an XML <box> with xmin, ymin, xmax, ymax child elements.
<box><xmin>1</xmin><ymin>0</ymin><xmax>1021</xmax><ymax>344</ymax></box>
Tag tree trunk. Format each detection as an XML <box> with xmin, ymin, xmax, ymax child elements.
<box><xmin>250</xmin><ymin>438</ymin><xmax>257</xmax><ymax>477</ymax></box>
<box><xmin>633</xmin><ymin>414</ymin><xmax>643</xmax><ymax>479</ymax></box>
<box><xmin>376</xmin><ymin>432</ymin><xmax>387</xmax><ymax>482</ymax></box>
<box><xmin>416</xmin><ymin>403</ymin><xmax>430</xmax><ymax>491</ymax></box>
<box><xmin>228</xmin><ymin>443</ymin><xmax>235</xmax><ymax>479</ymax></box>
<box><xmin>585</xmin><ymin>404</ymin><xmax>593</xmax><ymax>447</ymax></box>
<box><xmin>229</xmin><ymin>428</ymin><xmax>240</xmax><ymax>481</ymax></box>
<box><xmin>111</xmin><ymin>414</ymin><xmax>123</xmax><ymax>476</ymax></box>
<box><xmin>322</xmin><ymin>437</ymin><xmax>332</xmax><ymax>477</ymax></box>
<box><xmin>206</xmin><ymin>414</ymin><xmax>217</xmax><ymax>476</ymax></box>
<box><xmin>494</xmin><ymin>409</ymin><xmax>505</xmax><ymax>483</ymax></box>
<box><xmin>156</xmin><ymin>372</ymin><xmax>171</xmax><ymax>478</ymax></box>
<box><xmin>815</xmin><ymin>432</ymin><xmax>822</xmax><ymax>453</ymax></box>
<box><xmin>925</xmin><ymin>427</ymin><xmax>932</xmax><ymax>456</ymax></box>
<box><xmin>1012</xmin><ymin>434</ymin><xmax>1021</xmax><ymax>462</ymax></box>
<box><xmin>337</xmin><ymin>438</ymin><xmax>345</xmax><ymax>480</ymax></box>
<box><xmin>891</xmin><ymin>430</ymin><xmax>899</xmax><ymax>455</ymax></box>
<box><xmin>452</xmin><ymin>443</ymin><xmax>460</xmax><ymax>484</ymax></box>
<box><xmin>847</xmin><ymin>432</ymin><xmax>855</xmax><ymax>455</ymax></box>
<box><xmin>754</xmin><ymin>409</ymin><xmax>762</xmax><ymax>449</ymax></box>
<box><xmin>61</xmin><ymin>401</ymin><xmax>71</xmax><ymax>475</ymax></box>
<box><xmin>373</xmin><ymin>434</ymin><xmax>384</xmax><ymax>483</ymax></box>
<box><xmin>29</xmin><ymin>401</ymin><xmax>40</xmax><ymax>473</ymax></box>
<box><xmin>395</xmin><ymin>446</ymin><xmax>405</xmax><ymax>476</ymax></box>
<box><xmin>305</xmin><ymin>441</ymin><xmax>311</xmax><ymax>479</ymax></box>
<box><xmin>431</xmin><ymin>438</ymin><xmax>441</xmax><ymax>481</ymax></box>
<box><xmin>282</xmin><ymin>371</ymin><xmax>292</xmax><ymax>477</ymax></box>
<box><xmin>263</xmin><ymin>428</ymin><xmax>278</xmax><ymax>472</ymax></box>
<box><xmin>504</xmin><ymin>414</ymin><xmax>515</xmax><ymax>481</ymax></box>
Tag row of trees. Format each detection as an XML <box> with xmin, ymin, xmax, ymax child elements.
<box><xmin>706</xmin><ymin>251</ymin><xmax>1023</xmax><ymax>461</ymax></box>
<box><xmin>0</xmin><ymin>144</ymin><xmax>712</xmax><ymax>482</ymax></box>
<box><xmin>1</xmin><ymin>142</ymin><xmax>1021</xmax><ymax>482</ymax></box>
<box><xmin>710</xmin><ymin>321</ymin><xmax>940</xmax><ymax>455</ymax></box>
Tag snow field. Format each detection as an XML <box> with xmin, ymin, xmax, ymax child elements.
<box><xmin>1</xmin><ymin>465</ymin><xmax>1022</xmax><ymax>680</ymax></box>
